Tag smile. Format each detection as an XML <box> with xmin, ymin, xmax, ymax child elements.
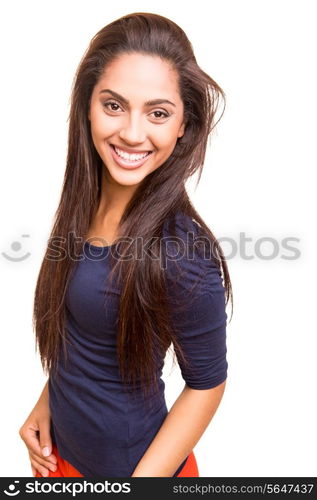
<box><xmin>109</xmin><ymin>144</ymin><xmax>153</xmax><ymax>169</ymax></box>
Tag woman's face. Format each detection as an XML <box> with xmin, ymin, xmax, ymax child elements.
<box><xmin>88</xmin><ymin>52</ymin><xmax>185</xmax><ymax>187</ymax></box>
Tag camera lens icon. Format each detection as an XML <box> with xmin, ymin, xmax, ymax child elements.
<box><xmin>3</xmin><ymin>480</ymin><xmax>20</xmax><ymax>496</ymax></box>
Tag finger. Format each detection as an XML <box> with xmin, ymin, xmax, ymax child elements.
<box><xmin>24</xmin><ymin>426</ymin><xmax>57</xmax><ymax>464</ymax></box>
<box><xmin>30</xmin><ymin>457</ymin><xmax>50</xmax><ymax>478</ymax></box>
<box><xmin>31</xmin><ymin>464</ymin><xmax>36</xmax><ymax>477</ymax></box>
<box><xmin>21</xmin><ymin>426</ymin><xmax>45</xmax><ymax>457</ymax></box>
<box><xmin>29</xmin><ymin>449</ymin><xmax>57</xmax><ymax>466</ymax></box>
<box><xmin>29</xmin><ymin>451</ymin><xmax>57</xmax><ymax>473</ymax></box>
<box><xmin>38</xmin><ymin>423</ymin><xmax>55</xmax><ymax>462</ymax></box>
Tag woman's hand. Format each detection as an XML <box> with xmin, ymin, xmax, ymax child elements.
<box><xmin>19</xmin><ymin>381</ymin><xmax>57</xmax><ymax>477</ymax></box>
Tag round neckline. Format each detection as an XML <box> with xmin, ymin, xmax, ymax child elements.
<box><xmin>84</xmin><ymin>240</ymin><xmax>117</xmax><ymax>250</ymax></box>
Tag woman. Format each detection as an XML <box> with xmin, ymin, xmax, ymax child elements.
<box><xmin>19</xmin><ymin>12</ymin><xmax>233</xmax><ymax>477</ymax></box>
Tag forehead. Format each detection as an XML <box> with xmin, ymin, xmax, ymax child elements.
<box><xmin>94</xmin><ymin>52</ymin><xmax>181</xmax><ymax>101</ymax></box>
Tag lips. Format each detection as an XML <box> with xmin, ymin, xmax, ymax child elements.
<box><xmin>109</xmin><ymin>143</ymin><xmax>153</xmax><ymax>169</ymax></box>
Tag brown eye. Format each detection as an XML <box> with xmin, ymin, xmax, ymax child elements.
<box><xmin>103</xmin><ymin>100</ymin><xmax>122</xmax><ymax>112</ymax></box>
<box><xmin>151</xmin><ymin>110</ymin><xmax>170</xmax><ymax>119</ymax></box>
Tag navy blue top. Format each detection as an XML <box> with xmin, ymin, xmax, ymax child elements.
<box><xmin>49</xmin><ymin>212</ymin><xmax>228</xmax><ymax>477</ymax></box>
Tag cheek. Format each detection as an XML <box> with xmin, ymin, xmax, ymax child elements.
<box><xmin>153</xmin><ymin>129</ymin><xmax>179</xmax><ymax>154</ymax></box>
<box><xmin>90</xmin><ymin>109</ymin><xmax>117</xmax><ymax>138</ymax></box>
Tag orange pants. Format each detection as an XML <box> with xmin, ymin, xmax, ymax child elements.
<box><xmin>35</xmin><ymin>444</ymin><xmax>199</xmax><ymax>477</ymax></box>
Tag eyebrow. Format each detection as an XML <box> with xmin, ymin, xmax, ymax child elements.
<box><xmin>99</xmin><ymin>88</ymin><xmax>176</xmax><ymax>107</ymax></box>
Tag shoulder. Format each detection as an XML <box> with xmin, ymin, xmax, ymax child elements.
<box><xmin>162</xmin><ymin>210</ymin><xmax>199</xmax><ymax>239</ymax></box>
<box><xmin>162</xmin><ymin>211</ymin><xmax>224</xmax><ymax>298</ymax></box>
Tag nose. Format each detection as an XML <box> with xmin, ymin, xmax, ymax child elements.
<box><xmin>118</xmin><ymin>112</ymin><xmax>147</xmax><ymax>144</ymax></box>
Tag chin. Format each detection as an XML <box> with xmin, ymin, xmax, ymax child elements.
<box><xmin>104</xmin><ymin>166</ymin><xmax>147</xmax><ymax>187</ymax></box>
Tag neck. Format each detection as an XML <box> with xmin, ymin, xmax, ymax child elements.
<box><xmin>97</xmin><ymin>165</ymin><xmax>138</xmax><ymax>222</ymax></box>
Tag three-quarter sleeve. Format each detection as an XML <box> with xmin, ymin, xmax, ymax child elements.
<box><xmin>163</xmin><ymin>213</ymin><xmax>228</xmax><ymax>389</ymax></box>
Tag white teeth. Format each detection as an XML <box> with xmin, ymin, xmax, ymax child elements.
<box><xmin>114</xmin><ymin>146</ymin><xmax>150</xmax><ymax>161</ymax></box>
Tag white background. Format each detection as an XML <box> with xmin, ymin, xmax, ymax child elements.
<box><xmin>0</xmin><ymin>0</ymin><xmax>316</xmax><ymax>477</ymax></box>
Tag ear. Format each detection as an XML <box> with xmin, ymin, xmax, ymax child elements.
<box><xmin>178</xmin><ymin>121</ymin><xmax>185</xmax><ymax>138</ymax></box>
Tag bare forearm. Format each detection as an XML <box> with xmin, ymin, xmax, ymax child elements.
<box><xmin>34</xmin><ymin>380</ymin><xmax>49</xmax><ymax>409</ymax></box>
<box><xmin>40</xmin><ymin>380</ymin><xmax>49</xmax><ymax>400</ymax></box>
<box><xmin>131</xmin><ymin>380</ymin><xmax>226</xmax><ymax>477</ymax></box>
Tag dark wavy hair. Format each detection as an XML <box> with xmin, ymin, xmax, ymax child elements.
<box><xmin>33</xmin><ymin>12</ymin><xmax>233</xmax><ymax>399</ymax></box>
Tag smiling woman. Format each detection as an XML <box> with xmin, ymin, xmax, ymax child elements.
<box><xmin>19</xmin><ymin>12</ymin><xmax>233</xmax><ymax>478</ymax></box>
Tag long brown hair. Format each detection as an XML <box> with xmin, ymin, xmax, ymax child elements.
<box><xmin>33</xmin><ymin>12</ymin><xmax>233</xmax><ymax>399</ymax></box>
